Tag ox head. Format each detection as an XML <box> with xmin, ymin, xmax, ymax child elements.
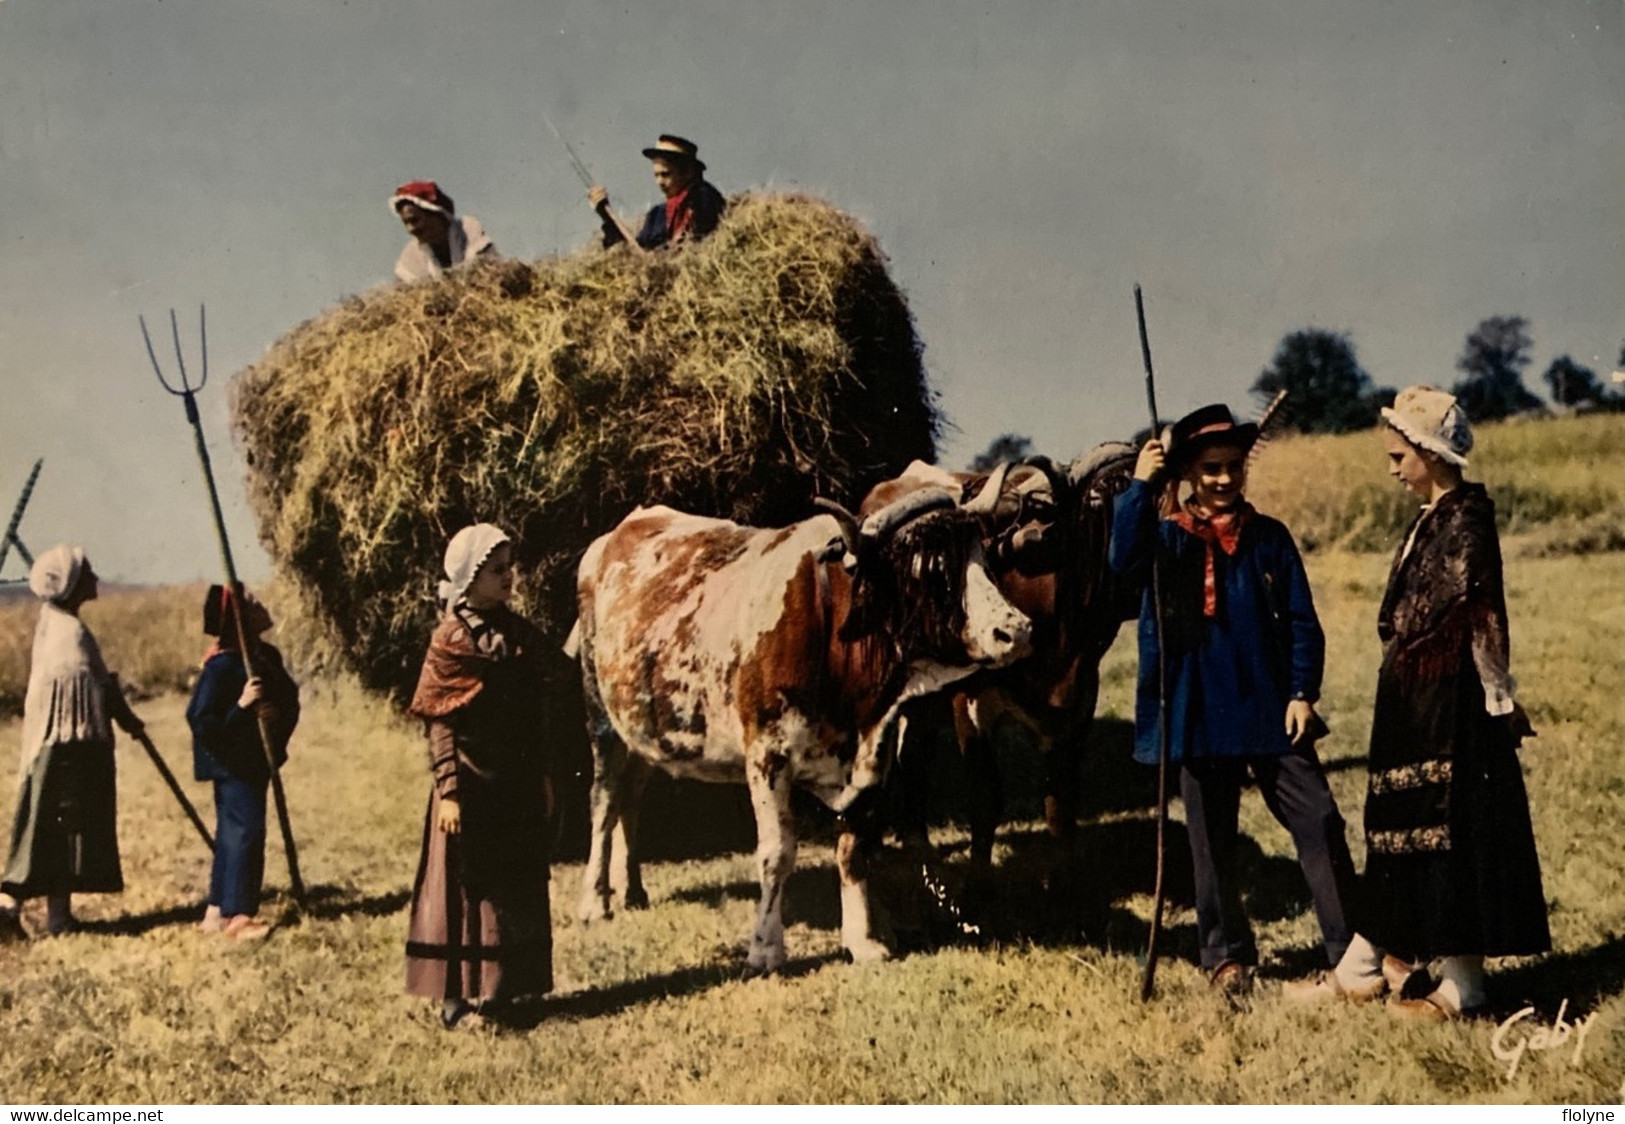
<box><xmin>950</xmin><ymin>443</ymin><xmax>1140</xmax><ymax>639</ymax></box>
<box><xmin>815</xmin><ymin>488</ymin><xmax>1031</xmax><ymax>668</ymax></box>
<box><xmin>960</xmin><ymin>458</ymin><xmax>1070</xmax><ymax>576</ymax></box>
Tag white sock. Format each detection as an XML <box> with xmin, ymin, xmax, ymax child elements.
<box><xmin>1334</xmin><ymin>933</ymin><xmax>1384</xmax><ymax>990</ymax></box>
<box><xmin>1431</xmin><ymin>955</ymin><xmax>1486</xmax><ymax>1011</ymax></box>
<box><xmin>0</xmin><ymin>892</ymin><xmax>19</xmax><ymax>916</ymax></box>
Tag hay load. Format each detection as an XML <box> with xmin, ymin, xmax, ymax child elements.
<box><xmin>234</xmin><ymin>193</ymin><xmax>940</xmax><ymax>699</ymax></box>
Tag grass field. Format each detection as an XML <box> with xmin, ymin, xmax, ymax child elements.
<box><xmin>1248</xmin><ymin>412</ymin><xmax>1625</xmax><ymax>555</ymax></box>
<box><xmin>0</xmin><ymin>419</ymin><xmax>1622</xmax><ymax>1104</ymax></box>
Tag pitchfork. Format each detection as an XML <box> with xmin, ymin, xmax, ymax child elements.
<box><xmin>141</xmin><ymin>306</ymin><xmax>308</xmax><ymax>908</ymax></box>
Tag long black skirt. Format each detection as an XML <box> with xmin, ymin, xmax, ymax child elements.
<box><xmin>1362</xmin><ymin>673</ymin><xmax>1549</xmax><ymax>959</ymax></box>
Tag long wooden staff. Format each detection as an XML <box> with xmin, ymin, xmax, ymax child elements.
<box><xmin>1134</xmin><ymin>283</ymin><xmax>1170</xmax><ymax>1002</ymax></box>
<box><xmin>140</xmin><ymin>306</ymin><xmax>307</xmax><ymax>908</ymax></box>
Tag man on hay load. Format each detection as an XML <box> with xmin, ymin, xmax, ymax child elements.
<box><xmin>588</xmin><ymin>134</ymin><xmax>725</xmax><ymax>251</ymax></box>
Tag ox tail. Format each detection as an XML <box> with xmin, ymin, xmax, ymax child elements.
<box><xmin>562</xmin><ymin>619</ymin><xmax>582</xmax><ymax>661</ymax></box>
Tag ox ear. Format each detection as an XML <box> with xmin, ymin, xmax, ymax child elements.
<box><xmin>961</xmin><ymin>462</ymin><xmax>1011</xmax><ymax>518</ymax></box>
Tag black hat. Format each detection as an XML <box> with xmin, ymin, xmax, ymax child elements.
<box><xmin>1167</xmin><ymin>404</ymin><xmax>1258</xmax><ymax>468</ymax></box>
<box><xmin>203</xmin><ymin>584</ymin><xmax>230</xmax><ymax>636</ymax></box>
<box><xmin>641</xmin><ymin>134</ymin><xmax>706</xmax><ymax>173</ymax></box>
<box><xmin>203</xmin><ymin>584</ymin><xmax>270</xmax><ymax>637</ymax></box>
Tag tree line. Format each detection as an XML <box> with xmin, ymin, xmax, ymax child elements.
<box><xmin>1251</xmin><ymin>316</ymin><xmax>1625</xmax><ymax>435</ymax></box>
<box><xmin>972</xmin><ymin>318</ymin><xmax>1622</xmax><ymax>469</ymax></box>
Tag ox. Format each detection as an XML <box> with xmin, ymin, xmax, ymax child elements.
<box><xmin>864</xmin><ymin>443</ymin><xmax>1139</xmax><ymax>867</ymax></box>
<box><xmin>571</xmin><ymin>487</ymin><xmax>1032</xmax><ymax>972</ymax></box>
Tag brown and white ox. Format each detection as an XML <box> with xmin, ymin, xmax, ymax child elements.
<box><xmin>571</xmin><ymin>487</ymin><xmax>1032</xmax><ymax>973</ymax></box>
<box><xmin>861</xmin><ymin>443</ymin><xmax>1139</xmax><ymax>866</ymax></box>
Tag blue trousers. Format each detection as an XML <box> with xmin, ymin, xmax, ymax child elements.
<box><xmin>209</xmin><ymin>776</ymin><xmax>267</xmax><ymax>917</ymax></box>
<box><xmin>1179</xmin><ymin>747</ymin><xmax>1357</xmax><ymax>970</ymax></box>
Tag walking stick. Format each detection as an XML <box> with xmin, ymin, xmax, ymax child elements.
<box><xmin>1134</xmin><ymin>283</ymin><xmax>1171</xmax><ymax>1002</ymax></box>
<box><xmin>130</xmin><ymin>727</ymin><xmax>215</xmax><ymax>852</ymax></box>
<box><xmin>140</xmin><ymin>306</ymin><xmax>307</xmax><ymax>908</ymax></box>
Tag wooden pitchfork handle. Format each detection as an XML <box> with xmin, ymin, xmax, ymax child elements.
<box><xmin>129</xmin><ymin>725</ymin><xmax>215</xmax><ymax>853</ymax></box>
<box><xmin>140</xmin><ymin>306</ymin><xmax>308</xmax><ymax>908</ymax></box>
<box><xmin>596</xmin><ymin>199</ymin><xmax>644</xmax><ymax>251</ymax></box>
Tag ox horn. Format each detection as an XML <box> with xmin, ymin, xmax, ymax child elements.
<box><xmin>859</xmin><ymin>485</ymin><xmax>956</xmax><ymax>541</ymax></box>
<box><xmin>1019</xmin><ymin>453</ymin><xmax>1066</xmax><ymax>495</ymax></box>
<box><xmin>812</xmin><ymin>496</ymin><xmax>861</xmax><ymax>560</ymax></box>
<box><xmin>961</xmin><ymin>461</ymin><xmax>1012</xmax><ymax>518</ymax></box>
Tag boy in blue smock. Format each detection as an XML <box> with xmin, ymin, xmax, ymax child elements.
<box><xmin>1110</xmin><ymin>404</ymin><xmax>1357</xmax><ymax>994</ymax></box>
<box><xmin>186</xmin><ymin>586</ymin><xmax>299</xmax><ymax>941</ymax></box>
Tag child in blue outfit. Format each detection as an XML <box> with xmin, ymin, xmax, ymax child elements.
<box><xmin>1110</xmin><ymin>404</ymin><xmax>1357</xmax><ymax>993</ymax></box>
<box><xmin>186</xmin><ymin>585</ymin><xmax>299</xmax><ymax>941</ymax></box>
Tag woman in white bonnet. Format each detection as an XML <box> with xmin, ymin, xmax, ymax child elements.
<box><xmin>1287</xmin><ymin>386</ymin><xmax>1549</xmax><ymax>1018</ymax></box>
<box><xmin>403</xmin><ymin>524</ymin><xmax>557</xmax><ymax>1029</ymax></box>
<box><xmin>0</xmin><ymin>544</ymin><xmax>144</xmax><ymax>939</ymax></box>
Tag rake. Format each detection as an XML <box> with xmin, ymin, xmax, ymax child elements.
<box><xmin>0</xmin><ymin>458</ymin><xmax>43</xmax><ymax>582</ymax></box>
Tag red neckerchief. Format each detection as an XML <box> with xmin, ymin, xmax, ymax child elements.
<box><xmin>1171</xmin><ymin>499</ymin><xmax>1254</xmax><ymax>617</ymax></box>
<box><xmin>664</xmin><ymin>186</ymin><xmax>693</xmax><ymax>242</ymax></box>
<box><xmin>200</xmin><ymin>637</ymin><xmax>255</xmax><ymax>668</ymax></box>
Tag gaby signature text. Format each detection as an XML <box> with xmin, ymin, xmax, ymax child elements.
<box><xmin>1490</xmin><ymin>1000</ymin><xmax>1597</xmax><ymax>1080</ymax></box>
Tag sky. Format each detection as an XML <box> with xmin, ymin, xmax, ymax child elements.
<box><xmin>2</xmin><ymin>0</ymin><xmax>1622</xmax><ymax>585</ymax></box>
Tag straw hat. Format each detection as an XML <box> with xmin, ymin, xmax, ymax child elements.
<box><xmin>641</xmin><ymin>135</ymin><xmax>706</xmax><ymax>172</ymax></box>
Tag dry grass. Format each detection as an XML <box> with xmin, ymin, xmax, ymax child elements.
<box><xmin>0</xmin><ymin>584</ymin><xmax>208</xmax><ymax>717</ymax></box>
<box><xmin>233</xmin><ymin>193</ymin><xmax>937</xmax><ymax>700</ymax></box>
<box><xmin>1246</xmin><ymin>412</ymin><xmax>1625</xmax><ymax>554</ymax></box>
<box><xmin>0</xmin><ymin>548</ymin><xmax>1620</xmax><ymax>1104</ymax></box>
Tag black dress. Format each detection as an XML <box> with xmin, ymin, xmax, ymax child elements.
<box><xmin>1361</xmin><ymin>484</ymin><xmax>1550</xmax><ymax>959</ymax></box>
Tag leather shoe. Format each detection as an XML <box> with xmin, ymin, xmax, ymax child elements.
<box><xmin>1209</xmin><ymin>960</ymin><xmax>1254</xmax><ymax>996</ymax></box>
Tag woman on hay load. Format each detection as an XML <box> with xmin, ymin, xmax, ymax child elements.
<box><xmin>391</xmin><ymin>180</ymin><xmax>498</xmax><ymax>283</ymax></box>
<box><xmin>405</xmin><ymin>524</ymin><xmax>557</xmax><ymax>1030</ymax></box>
<box><xmin>1287</xmin><ymin>385</ymin><xmax>1549</xmax><ymax>1019</ymax></box>
<box><xmin>0</xmin><ymin>546</ymin><xmax>144</xmax><ymax>940</ymax></box>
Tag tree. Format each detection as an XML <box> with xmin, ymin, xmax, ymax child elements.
<box><xmin>1250</xmin><ymin>328</ymin><xmax>1384</xmax><ymax>434</ymax></box>
<box><xmin>1452</xmin><ymin>315</ymin><xmax>1543</xmax><ymax>421</ymax></box>
<box><xmin>1541</xmin><ymin>355</ymin><xmax>1603</xmax><ymax>408</ymax></box>
<box><xmin>969</xmin><ymin>432</ymin><xmax>1033</xmax><ymax>472</ymax></box>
